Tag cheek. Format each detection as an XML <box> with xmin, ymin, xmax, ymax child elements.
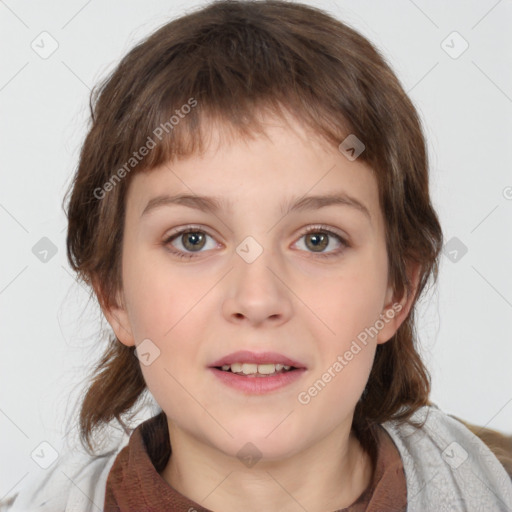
<box><xmin>122</xmin><ymin>250</ymin><xmax>210</xmax><ymax>340</ymax></box>
<box><xmin>122</xmin><ymin>252</ymin><xmax>213</xmax><ymax>383</ymax></box>
<box><xmin>294</xmin><ymin>253</ymin><xmax>386</xmax><ymax>411</ymax></box>
<box><xmin>299</xmin><ymin>253</ymin><xmax>388</xmax><ymax>342</ymax></box>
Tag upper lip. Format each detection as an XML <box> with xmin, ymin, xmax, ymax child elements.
<box><xmin>209</xmin><ymin>350</ymin><xmax>307</xmax><ymax>369</ymax></box>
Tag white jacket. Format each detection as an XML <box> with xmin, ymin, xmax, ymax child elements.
<box><xmin>2</xmin><ymin>403</ymin><xmax>512</xmax><ymax>511</ymax></box>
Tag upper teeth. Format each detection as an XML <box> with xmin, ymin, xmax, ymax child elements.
<box><xmin>221</xmin><ymin>363</ymin><xmax>292</xmax><ymax>374</ymax></box>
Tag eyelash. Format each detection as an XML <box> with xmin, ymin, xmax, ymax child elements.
<box><xmin>162</xmin><ymin>224</ymin><xmax>349</xmax><ymax>260</ymax></box>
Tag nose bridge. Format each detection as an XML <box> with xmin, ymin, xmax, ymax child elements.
<box><xmin>223</xmin><ymin>235</ymin><xmax>293</xmax><ymax>325</ymax></box>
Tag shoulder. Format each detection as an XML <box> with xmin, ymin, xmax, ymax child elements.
<box><xmin>0</xmin><ymin>430</ymin><xmax>130</xmax><ymax>512</ymax></box>
<box><xmin>381</xmin><ymin>403</ymin><xmax>512</xmax><ymax>511</ymax></box>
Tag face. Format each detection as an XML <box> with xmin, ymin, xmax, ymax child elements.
<box><xmin>105</xmin><ymin>112</ymin><xmax>411</xmax><ymax>461</ymax></box>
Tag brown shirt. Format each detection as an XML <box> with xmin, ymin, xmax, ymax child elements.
<box><xmin>104</xmin><ymin>412</ymin><xmax>407</xmax><ymax>511</ymax></box>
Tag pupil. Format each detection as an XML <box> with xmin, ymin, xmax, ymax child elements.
<box><xmin>183</xmin><ymin>232</ymin><xmax>205</xmax><ymax>251</ymax></box>
<box><xmin>306</xmin><ymin>233</ymin><xmax>328</xmax><ymax>252</ymax></box>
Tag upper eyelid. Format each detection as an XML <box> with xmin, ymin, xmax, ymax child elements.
<box><xmin>163</xmin><ymin>225</ymin><xmax>219</xmax><ymax>242</ymax></box>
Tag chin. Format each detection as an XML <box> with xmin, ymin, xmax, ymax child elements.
<box><xmin>221</xmin><ymin>418</ymin><xmax>305</xmax><ymax>457</ymax></box>
<box><xmin>217</xmin><ymin>436</ymin><xmax>303</xmax><ymax>465</ymax></box>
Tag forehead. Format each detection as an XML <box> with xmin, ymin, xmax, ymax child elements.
<box><xmin>126</xmin><ymin>112</ymin><xmax>381</xmax><ymax>225</ymax></box>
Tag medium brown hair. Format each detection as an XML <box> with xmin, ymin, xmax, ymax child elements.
<box><xmin>64</xmin><ymin>0</ymin><xmax>443</xmax><ymax>458</ymax></box>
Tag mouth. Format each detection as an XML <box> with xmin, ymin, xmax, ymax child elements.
<box><xmin>213</xmin><ymin>362</ymin><xmax>299</xmax><ymax>377</ymax></box>
<box><xmin>209</xmin><ymin>350</ymin><xmax>306</xmax><ymax>375</ymax></box>
<box><xmin>208</xmin><ymin>350</ymin><xmax>307</xmax><ymax>393</ymax></box>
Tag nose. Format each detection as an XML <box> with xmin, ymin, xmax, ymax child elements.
<box><xmin>222</xmin><ymin>246</ymin><xmax>294</xmax><ymax>327</ymax></box>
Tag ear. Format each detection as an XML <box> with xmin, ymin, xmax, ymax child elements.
<box><xmin>91</xmin><ymin>277</ymin><xmax>136</xmax><ymax>347</ymax></box>
<box><xmin>376</xmin><ymin>261</ymin><xmax>421</xmax><ymax>345</ymax></box>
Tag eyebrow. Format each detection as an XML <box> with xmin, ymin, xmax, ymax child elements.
<box><xmin>140</xmin><ymin>192</ymin><xmax>371</xmax><ymax>222</ymax></box>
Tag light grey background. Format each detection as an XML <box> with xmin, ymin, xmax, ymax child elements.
<box><xmin>1</xmin><ymin>0</ymin><xmax>511</xmax><ymax>500</ymax></box>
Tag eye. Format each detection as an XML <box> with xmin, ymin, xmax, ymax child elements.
<box><xmin>294</xmin><ymin>225</ymin><xmax>348</xmax><ymax>258</ymax></box>
<box><xmin>163</xmin><ymin>227</ymin><xmax>219</xmax><ymax>259</ymax></box>
<box><xmin>162</xmin><ymin>224</ymin><xmax>349</xmax><ymax>260</ymax></box>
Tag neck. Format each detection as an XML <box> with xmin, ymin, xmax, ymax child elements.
<box><xmin>159</xmin><ymin>421</ymin><xmax>373</xmax><ymax>512</ymax></box>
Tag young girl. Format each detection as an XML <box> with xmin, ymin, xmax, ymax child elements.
<box><xmin>3</xmin><ymin>1</ymin><xmax>512</xmax><ymax>511</ymax></box>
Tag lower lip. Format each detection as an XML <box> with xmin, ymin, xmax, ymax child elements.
<box><xmin>209</xmin><ymin>368</ymin><xmax>306</xmax><ymax>394</ymax></box>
